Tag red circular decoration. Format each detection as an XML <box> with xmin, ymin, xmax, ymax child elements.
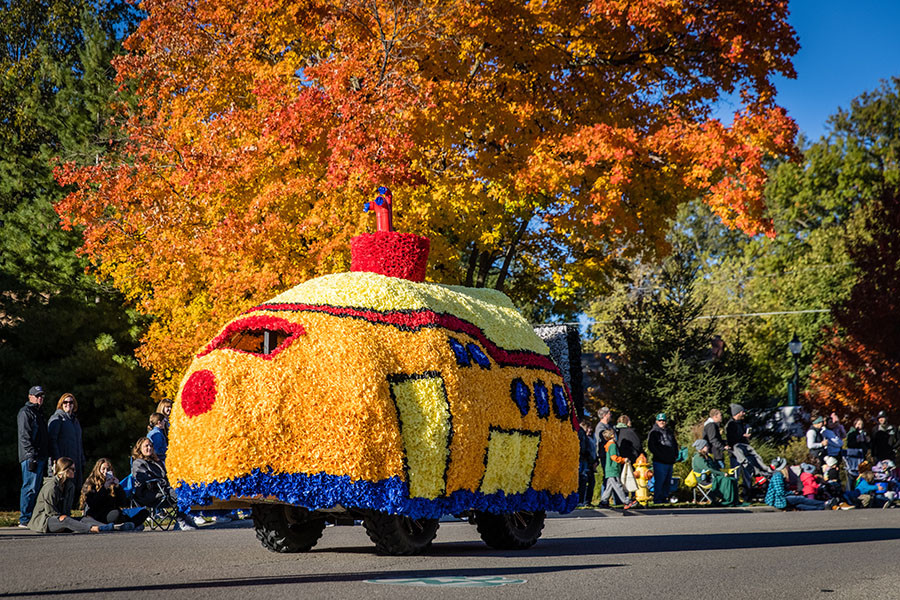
<box><xmin>350</xmin><ymin>231</ymin><xmax>430</xmax><ymax>282</ymax></box>
<box><xmin>181</xmin><ymin>369</ymin><xmax>217</xmax><ymax>417</ymax></box>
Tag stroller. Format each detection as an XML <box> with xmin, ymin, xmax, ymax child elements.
<box><xmin>872</xmin><ymin>460</ymin><xmax>899</xmax><ymax>506</ymax></box>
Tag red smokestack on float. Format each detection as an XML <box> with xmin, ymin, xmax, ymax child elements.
<box><xmin>351</xmin><ymin>186</ymin><xmax>430</xmax><ymax>282</ymax></box>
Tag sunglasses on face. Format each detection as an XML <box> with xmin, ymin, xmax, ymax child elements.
<box><xmin>62</xmin><ymin>401</ymin><xmax>74</xmax><ymax>405</ymax></box>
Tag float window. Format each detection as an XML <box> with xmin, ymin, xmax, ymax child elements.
<box><xmin>220</xmin><ymin>328</ymin><xmax>294</xmax><ymax>355</ymax></box>
<box><xmin>201</xmin><ymin>316</ymin><xmax>305</xmax><ymax>358</ymax></box>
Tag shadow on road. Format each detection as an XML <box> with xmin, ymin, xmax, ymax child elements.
<box><xmin>0</xmin><ymin>564</ymin><xmax>617</xmax><ymax>597</ymax></box>
<box><xmin>453</xmin><ymin>527</ymin><xmax>900</xmax><ymax>558</ymax></box>
<box><xmin>5</xmin><ymin>528</ymin><xmax>899</xmax><ymax>596</ymax></box>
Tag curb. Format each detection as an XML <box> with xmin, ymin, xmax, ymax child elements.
<box><xmin>559</xmin><ymin>505</ymin><xmax>776</xmax><ymax>517</ymax></box>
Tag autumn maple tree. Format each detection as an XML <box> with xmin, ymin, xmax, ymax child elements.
<box><xmin>806</xmin><ymin>186</ymin><xmax>900</xmax><ymax>418</ymax></box>
<box><xmin>56</xmin><ymin>0</ymin><xmax>799</xmax><ymax>395</ymax></box>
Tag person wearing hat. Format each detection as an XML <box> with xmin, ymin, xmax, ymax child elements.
<box><xmin>647</xmin><ymin>413</ymin><xmax>678</xmax><ymax>504</ymax></box>
<box><xmin>725</xmin><ymin>403</ymin><xmax>771</xmax><ymax>494</ymax></box>
<box><xmin>806</xmin><ymin>416</ymin><xmax>827</xmax><ymax>462</ymax></box>
<box><xmin>17</xmin><ymin>385</ymin><xmax>50</xmax><ymax>527</ymax></box>
<box><xmin>765</xmin><ymin>457</ymin><xmax>831</xmax><ymax>511</ymax></box>
<box><xmin>871</xmin><ymin>411</ymin><xmax>897</xmax><ymax>463</ymax></box>
<box><xmin>799</xmin><ymin>462</ymin><xmax>821</xmax><ymax>498</ymax></box>
<box><xmin>691</xmin><ymin>439</ymin><xmax>738</xmax><ymax>506</ymax></box>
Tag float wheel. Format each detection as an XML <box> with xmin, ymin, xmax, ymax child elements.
<box><xmin>252</xmin><ymin>504</ymin><xmax>326</xmax><ymax>553</ymax></box>
<box><xmin>472</xmin><ymin>510</ymin><xmax>545</xmax><ymax>550</ymax></box>
<box><xmin>361</xmin><ymin>511</ymin><xmax>440</xmax><ymax>555</ymax></box>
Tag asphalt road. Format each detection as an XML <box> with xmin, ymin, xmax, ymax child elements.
<box><xmin>2</xmin><ymin>508</ymin><xmax>899</xmax><ymax>599</ymax></box>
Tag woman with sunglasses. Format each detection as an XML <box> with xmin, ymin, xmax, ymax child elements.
<box><xmin>29</xmin><ymin>457</ymin><xmax>113</xmax><ymax>533</ymax></box>
<box><xmin>48</xmin><ymin>393</ymin><xmax>86</xmax><ymax>492</ymax></box>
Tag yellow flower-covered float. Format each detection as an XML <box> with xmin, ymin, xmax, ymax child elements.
<box><xmin>167</xmin><ymin>188</ymin><xmax>579</xmax><ymax>554</ymax></box>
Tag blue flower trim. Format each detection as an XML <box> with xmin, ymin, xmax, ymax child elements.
<box><xmin>447</xmin><ymin>337</ymin><xmax>471</xmax><ymax>367</ymax></box>
<box><xmin>533</xmin><ymin>380</ymin><xmax>550</xmax><ymax>418</ymax></box>
<box><xmin>551</xmin><ymin>384</ymin><xmax>568</xmax><ymax>419</ymax></box>
<box><xmin>466</xmin><ymin>342</ymin><xmax>491</xmax><ymax>369</ymax></box>
<box><xmin>510</xmin><ymin>378</ymin><xmax>531</xmax><ymax>416</ymax></box>
<box><xmin>175</xmin><ymin>468</ymin><xmax>577</xmax><ymax>519</ymax></box>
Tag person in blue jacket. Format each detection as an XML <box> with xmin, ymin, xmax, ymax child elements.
<box><xmin>147</xmin><ymin>413</ymin><xmax>168</xmax><ymax>465</ymax></box>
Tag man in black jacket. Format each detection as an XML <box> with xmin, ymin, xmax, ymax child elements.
<box><xmin>17</xmin><ymin>385</ymin><xmax>49</xmax><ymax>527</ymax></box>
<box><xmin>647</xmin><ymin>413</ymin><xmax>678</xmax><ymax>504</ymax></box>
<box><xmin>725</xmin><ymin>403</ymin><xmax>771</xmax><ymax>495</ymax></box>
<box><xmin>703</xmin><ymin>408</ymin><xmax>727</xmax><ymax>468</ymax></box>
<box><xmin>872</xmin><ymin>411</ymin><xmax>898</xmax><ymax>462</ymax></box>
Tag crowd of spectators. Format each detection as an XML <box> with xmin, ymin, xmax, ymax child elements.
<box><xmin>578</xmin><ymin>403</ymin><xmax>899</xmax><ymax>512</ymax></box>
<box><xmin>18</xmin><ymin>381</ymin><xmax>899</xmax><ymax>530</ymax></box>
<box><xmin>16</xmin><ymin>384</ymin><xmax>234</xmax><ymax>533</ymax></box>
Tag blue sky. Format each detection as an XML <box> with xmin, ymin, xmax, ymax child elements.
<box><xmin>772</xmin><ymin>1</ymin><xmax>900</xmax><ymax>142</ymax></box>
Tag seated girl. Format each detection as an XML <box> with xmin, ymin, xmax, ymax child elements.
<box><xmin>29</xmin><ymin>457</ymin><xmax>114</xmax><ymax>533</ymax></box>
<box><xmin>130</xmin><ymin>437</ymin><xmax>195</xmax><ymax>531</ymax></box>
<box><xmin>81</xmin><ymin>458</ymin><xmax>149</xmax><ymax>530</ymax></box>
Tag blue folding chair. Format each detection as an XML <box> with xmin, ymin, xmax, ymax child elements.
<box><xmin>842</xmin><ymin>448</ymin><xmax>864</xmax><ymax>492</ymax></box>
<box><xmin>117</xmin><ymin>474</ymin><xmax>148</xmax><ymax>524</ymax></box>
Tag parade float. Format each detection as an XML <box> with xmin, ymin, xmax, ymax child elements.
<box><xmin>166</xmin><ymin>188</ymin><xmax>580</xmax><ymax>555</ymax></box>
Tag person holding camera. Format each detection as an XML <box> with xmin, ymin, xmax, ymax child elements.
<box><xmin>17</xmin><ymin>385</ymin><xmax>49</xmax><ymax>528</ymax></box>
<box><xmin>81</xmin><ymin>458</ymin><xmax>148</xmax><ymax>530</ymax></box>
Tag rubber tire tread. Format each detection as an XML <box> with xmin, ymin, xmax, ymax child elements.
<box><xmin>252</xmin><ymin>505</ymin><xmax>326</xmax><ymax>553</ymax></box>
<box><xmin>361</xmin><ymin>512</ymin><xmax>440</xmax><ymax>555</ymax></box>
<box><xmin>473</xmin><ymin>510</ymin><xmax>546</xmax><ymax>550</ymax></box>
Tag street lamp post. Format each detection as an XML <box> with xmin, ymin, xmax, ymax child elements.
<box><xmin>788</xmin><ymin>333</ymin><xmax>802</xmax><ymax>406</ymax></box>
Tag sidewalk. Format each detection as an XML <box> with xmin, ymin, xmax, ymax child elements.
<box><xmin>558</xmin><ymin>504</ymin><xmax>776</xmax><ymax>518</ymax></box>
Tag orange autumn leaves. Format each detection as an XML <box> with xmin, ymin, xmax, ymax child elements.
<box><xmin>55</xmin><ymin>0</ymin><xmax>799</xmax><ymax>395</ymax></box>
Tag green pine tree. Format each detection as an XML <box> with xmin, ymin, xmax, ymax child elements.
<box><xmin>0</xmin><ymin>0</ymin><xmax>148</xmax><ymax>509</ymax></box>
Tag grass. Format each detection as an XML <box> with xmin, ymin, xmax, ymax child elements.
<box><xmin>1</xmin><ymin>511</ymin><xmax>21</xmax><ymax>527</ymax></box>
<box><xmin>0</xmin><ymin>509</ymin><xmax>87</xmax><ymax>527</ymax></box>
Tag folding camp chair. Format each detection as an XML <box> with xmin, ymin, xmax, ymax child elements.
<box><xmin>137</xmin><ymin>479</ymin><xmax>178</xmax><ymax>530</ymax></box>
<box><xmin>787</xmin><ymin>465</ymin><xmax>803</xmax><ymax>493</ymax></box>
<box><xmin>117</xmin><ymin>474</ymin><xmax>150</xmax><ymax>527</ymax></box>
<box><xmin>842</xmin><ymin>448</ymin><xmax>864</xmax><ymax>492</ymax></box>
<box><xmin>125</xmin><ymin>472</ymin><xmax>177</xmax><ymax>530</ymax></box>
<box><xmin>688</xmin><ymin>471</ymin><xmax>714</xmax><ymax>504</ymax></box>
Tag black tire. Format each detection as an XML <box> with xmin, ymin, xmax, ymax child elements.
<box><xmin>252</xmin><ymin>504</ymin><xmax>326</xmax><ymax>553</ymax></box>
<box><xmin>472</xmin><ymin>510</ymin><xmax>545</xmax><ymax>550</ymax></box>
<box><xmin>361</xmin><ymin>511</ymin><xmax>440</xmax><ymax>555</ymax></box>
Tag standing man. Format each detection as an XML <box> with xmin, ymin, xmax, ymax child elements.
<box><xmin>593</xmin><ymin>407</ymin><xmax>614</xmax><ymax>481</ymax></box>
<box><xmin>806</xmin><ymin>416</ymin><xmax>827</xmax><ymax>462</ymax></box>
<box><xmin>702</xmin><ymin>408</ymin><xmax>727</xmax><ymax>469</ymax></box>
<box><xmin>726</xmin><ymin>403</ymin><xmax>770</xmax><ymax>494</ymax></box>
<box><xmin>647</xmin><ymin>413</ymin><xmax>677</xmax><ymax>504</ymax></box>
<box><xmin>872</xmin><ymin>411</ymin><xmax>898</xmax><ymax>462</ymax></box>
<box><xmin>17</xmin><ymin>385</ymin><xmax>49</xmax><ymax>528</ymax></box>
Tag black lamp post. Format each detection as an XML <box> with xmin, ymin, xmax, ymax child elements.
<box><xmin>788</xmin><ymin>333</ymin><xmax>802</xmax><ymax>406</ymax></box>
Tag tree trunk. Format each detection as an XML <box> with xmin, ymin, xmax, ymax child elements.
<box><xmin>464</xmin><ymin>242</ymin><xmax>479</xmax><ymax>288</ymax></box>
<box><xmin>475</xmin><ymin>250</ymin><xmax>494</xmax><ymax>288</ymax></box>
<box><xmin>494</xmin><ymin>213</ymin><xmax>531</xmax><ymax>292</ymax></box>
